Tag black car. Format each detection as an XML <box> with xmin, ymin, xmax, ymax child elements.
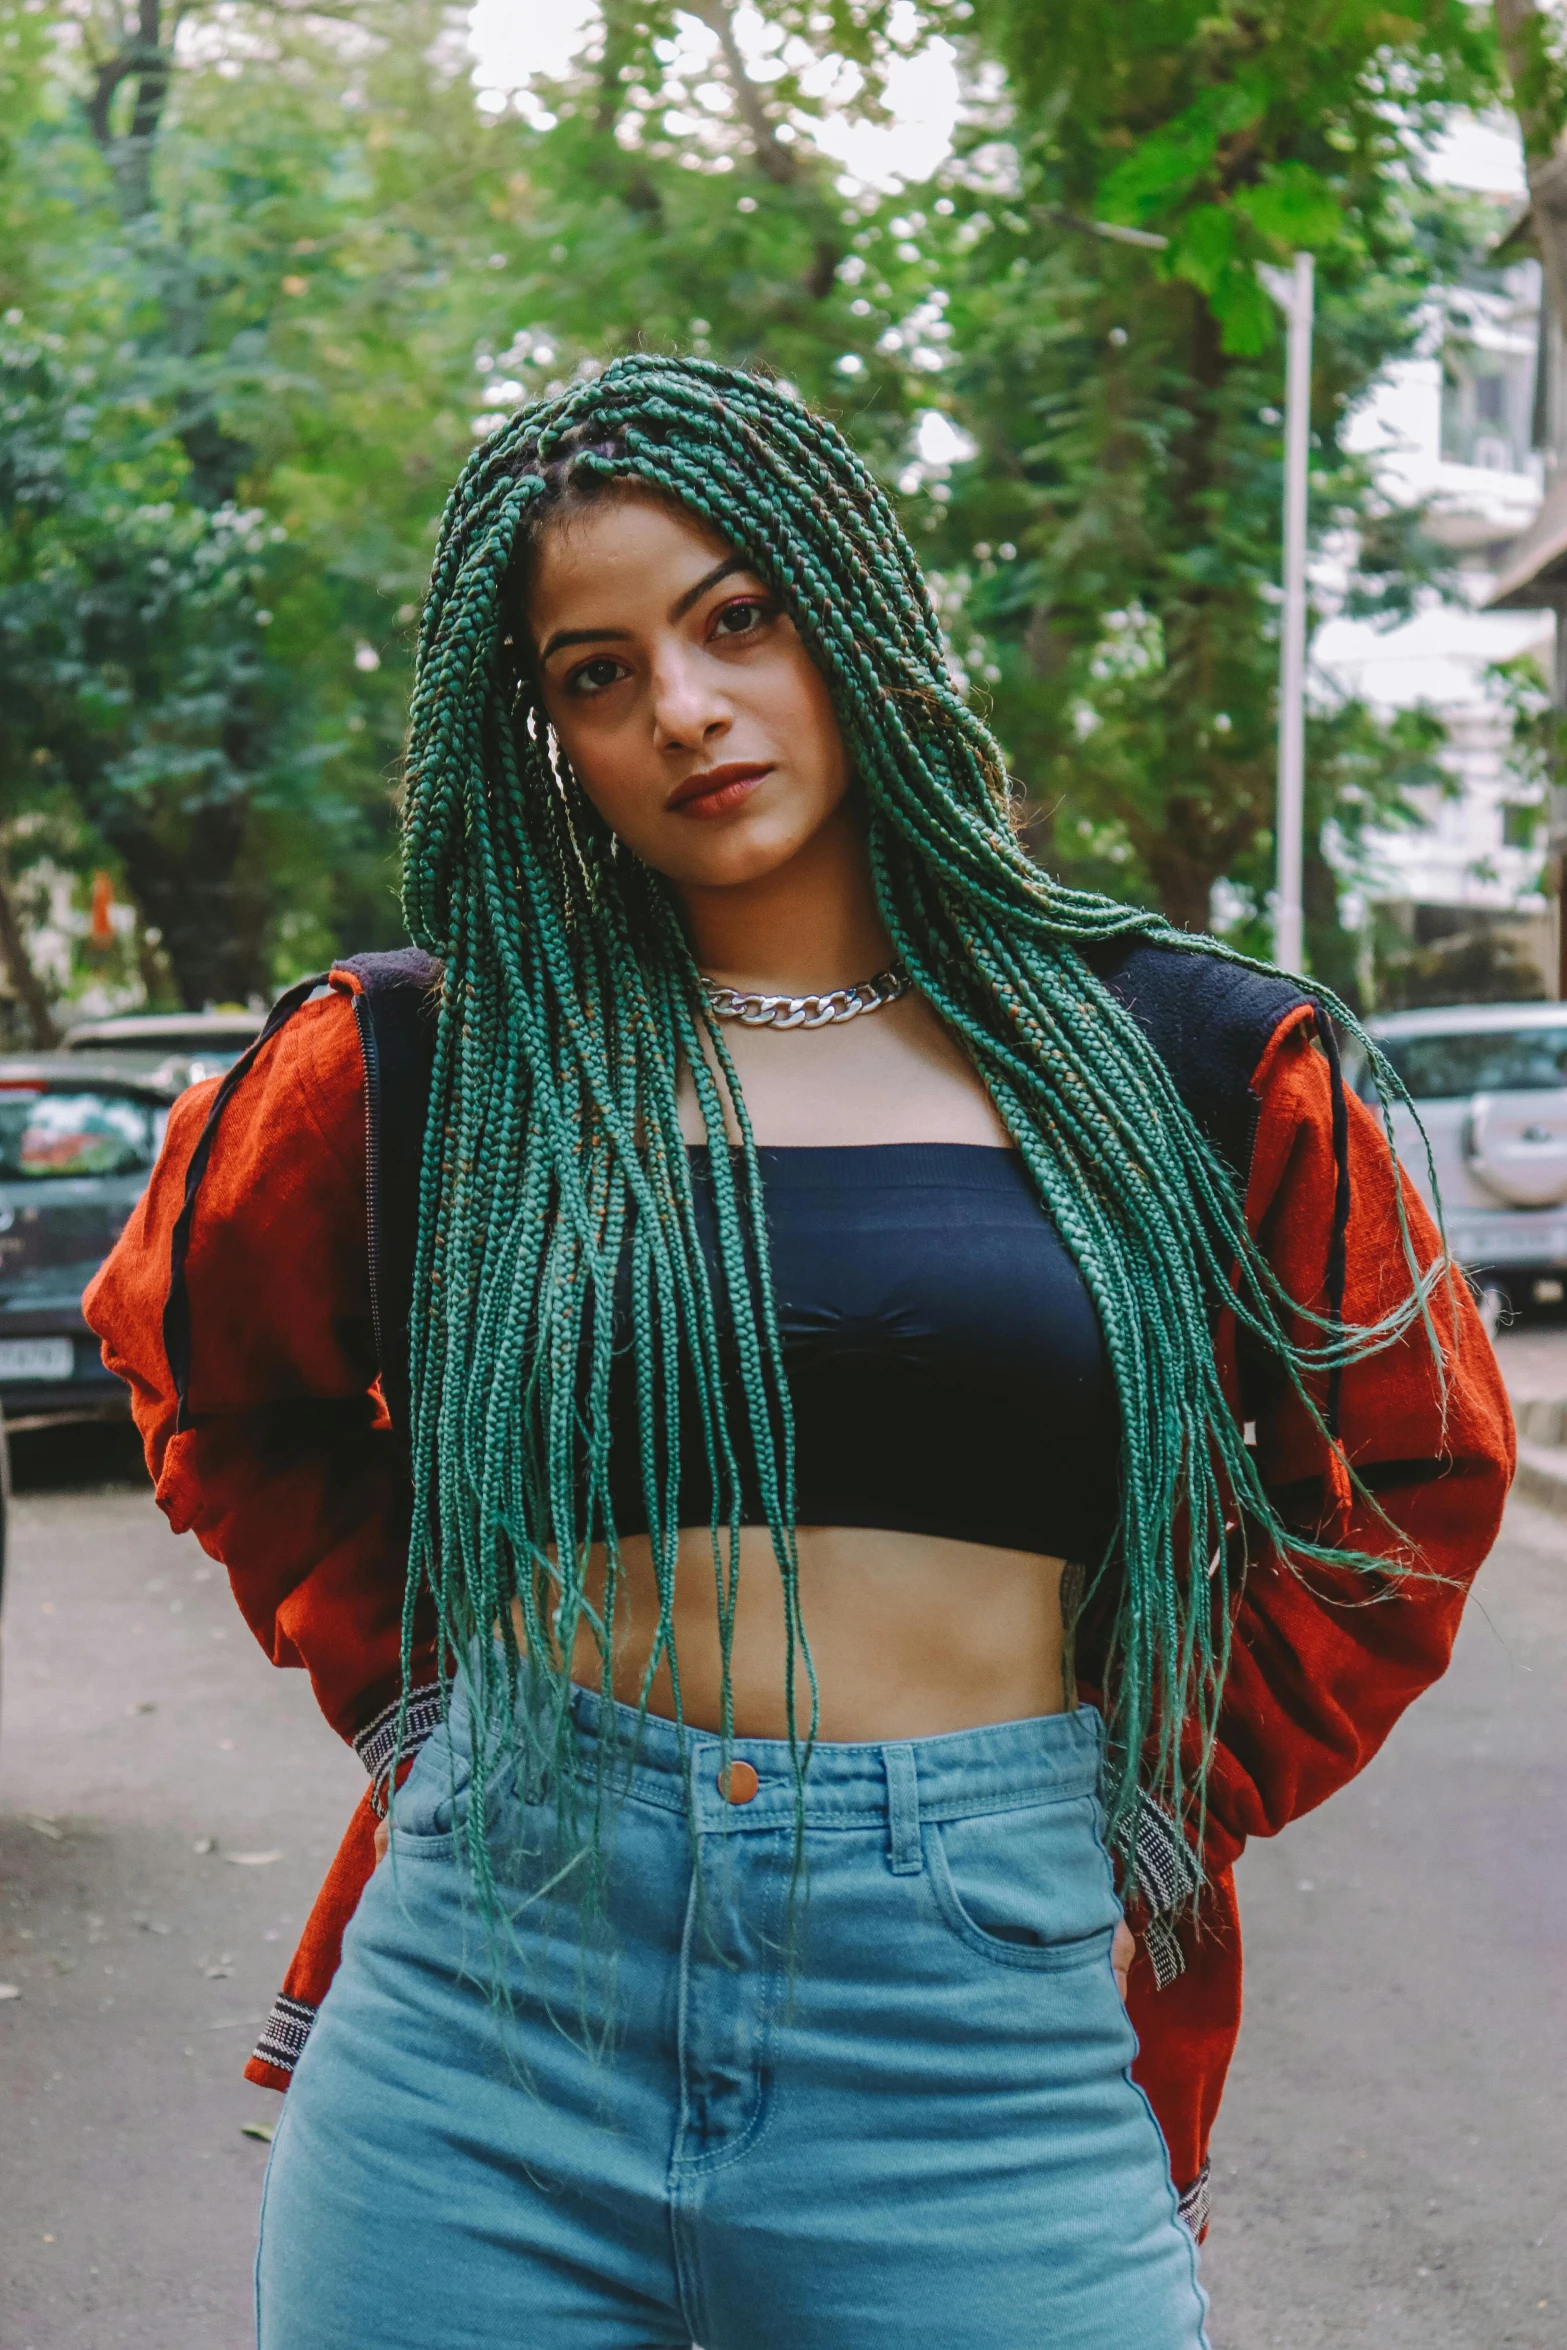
<box><xmin>0</xmin><ymin>1056</ymin><xmax>184</xmax><ymax>1425</ymax></box>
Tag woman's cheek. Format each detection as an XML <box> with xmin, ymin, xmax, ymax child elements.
<box><xmin>556</xmin><ymin>722</ymin><xmax>649</xmax><ymax>838</ymax></box>
<box><xmin>585</xmin><ymin>769</ymin><xmax>672</xmax><ymax>857</ymax></box>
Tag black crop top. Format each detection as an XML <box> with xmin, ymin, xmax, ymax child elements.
<box><xmin>607</xmin><ymin>1143</ymin><xmax>1122</xmax><ymax>1563</ymax></box>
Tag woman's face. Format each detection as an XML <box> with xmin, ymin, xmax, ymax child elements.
<box><xmin>526</xmin><ymin>491</ymin><xmax>852</xmax><ymax>892</ymax></box>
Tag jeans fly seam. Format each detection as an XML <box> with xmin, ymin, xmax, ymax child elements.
<box><xmin>668</xmin><ymin>1833</ymin><xmax>786</xmax><ymax>2186</ymax></box>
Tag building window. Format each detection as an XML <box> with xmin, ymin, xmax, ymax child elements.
<box><xmin>1502</xmin><ymin>799</ymin><xmax>1545</xmax><ymax>849</ymax></box>
<box><xmin>1441</xmin><ymin>336</ymin><xmax>1535</xmax><ymax>472</ymax></box>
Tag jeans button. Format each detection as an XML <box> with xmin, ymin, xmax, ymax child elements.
<box><xmin>718</xmin><ymin>1760</ymin><xmax>759</xmax><ymax>1805</ymax></box>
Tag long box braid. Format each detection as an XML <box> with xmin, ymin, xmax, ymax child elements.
<box><xmin>399</xmin><ymin>354</ymin><xmax>1444</xmax><ymax>1935</ymax></box>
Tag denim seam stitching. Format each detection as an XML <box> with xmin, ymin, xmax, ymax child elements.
<box><xmin>588</xmin><ymin>1779</ymin><xmax>1103</xmax><ymax>1831</ymax></box>
<box><xmin>925</xmin><ymin>1817</ymin><xmax>1119</xmax><ymax>1973</ymax></box>
<box><xmin>1117</xmin><ymin>2064</ymin><xmax>1215</xmax><ymax>2343</ymax></box>
<box><xmin>668</xmin><ymin>1835</ymin><xmax>788</xmax><ymax>2183</ymax></box>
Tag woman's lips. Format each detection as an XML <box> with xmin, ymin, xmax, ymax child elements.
<box><xmin>666</xmin><ymin>762</ymin><xmax>772</xmax><ymax>819</ymax></box>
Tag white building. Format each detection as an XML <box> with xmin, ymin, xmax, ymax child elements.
<box><xmin>1315</xmin><ymin>118</ymin><xmax>1559</xmax><ymax>1003</ymax></box>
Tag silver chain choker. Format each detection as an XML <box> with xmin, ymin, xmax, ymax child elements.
<box><xmin>699</xmin><ymin>962</ymin><xmax>912</xmax><ymax>1029</ymax></box>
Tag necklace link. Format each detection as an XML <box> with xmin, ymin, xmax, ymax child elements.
<box><xmin>700</xmin><ymin>963</ymin><xmax>912</xmax><ymax>1029</ymax></box>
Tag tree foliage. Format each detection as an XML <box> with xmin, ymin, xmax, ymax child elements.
<box><xmin>911</xmin><ymin>3</ymin><xmax>1496</xmax><ymax>979</ymax></box>
<box><xmin>0</xmin><ymin>0</ymin><xmax>1510</xmax><ymax>1020</ymax></box>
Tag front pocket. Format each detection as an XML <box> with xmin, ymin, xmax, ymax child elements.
<box><xmin>388</xmin><ymin>1719</ymin><xmax>473</xmax><ymax>1843</ymax></box>
<box><xmin>927</xmin><ymin>1794</ymin><xmax>1122</xmax><ymax>1972</ymax></box>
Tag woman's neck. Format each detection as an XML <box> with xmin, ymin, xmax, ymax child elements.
<box><xmin>677</xmin><ymin>801</ymin><xmax>894</xmax><ymax>993</ymax></box>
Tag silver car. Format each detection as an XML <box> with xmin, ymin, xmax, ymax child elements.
<box><xmin>62</xmin><ymin>1008</ymin><xmax>262</xmax><ymax>1091</ymax></box>
<box><xmin>1361</xmin><ymin>1001</ymin><xmax>1567</xmax><ymax>1309</ymax></box>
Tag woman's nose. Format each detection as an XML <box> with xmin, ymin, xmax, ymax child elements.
<box><xmin>649</xmin><ymin>649</ymin><xmax>730</xmax><ymax>751</ymax></box>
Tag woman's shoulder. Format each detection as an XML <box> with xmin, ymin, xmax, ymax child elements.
<box><xmin>327</xmin><ymin>949</ymin><xmax>443</xmax><ymax>1138</ymax></box>
<box><xmin>1078</xmin><ymin>934</ymin><xmax>1313</xmax><ymax>1178</ymax></box>
<box><xmin>208</xmin><ymin>947</ymin><xmax>441</xmax><ymax>1185</ymax></box>
<box><xmin>157</xmin><ymin>945</ymin><xmax>439</xmax><ymax>1225</ymax></box>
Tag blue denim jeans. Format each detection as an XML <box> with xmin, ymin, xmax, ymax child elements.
<box><xmin>256</xmin><ymin>1683</ymin><xmax>1209</xmax><ymax>2349</ymax></box>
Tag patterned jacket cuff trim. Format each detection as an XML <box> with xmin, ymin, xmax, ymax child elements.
<box><xmin>1176</xmin><ymin>2160</ymin><xmax>1212</xmax><ymax>2241</ymax></box>
<box><xmin>251</xmin><ymin>1992</ymin><xmax>318</xmax><ymax>2077</ymax></box>
<box><xmin>1127</xmin><ymin>1796</ymin><xmax>1202</xmax><ymax>1989</ymax></box>
<box><xmin>352</xmin><ymin>1683</ymin><xmax>446</xmax><ymax>1813</ymax></box>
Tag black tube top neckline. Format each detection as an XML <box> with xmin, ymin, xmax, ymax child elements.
<box><xmin>686</xmin><ymin>1139</ymin><xmax>1023</xmax><ymax>1179</ymax></box>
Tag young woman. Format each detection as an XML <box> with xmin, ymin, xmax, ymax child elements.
<box><xmin>87</xmin><ymin>357</ymin><xmax>1512</xmax><ymax>2350</ymax></box>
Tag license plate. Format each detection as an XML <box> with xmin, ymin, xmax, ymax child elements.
<box><xmin>1453</xmin><ymin>1212</ymin><xmax>1566</xmax><ymax>1250</ymax></box>
<box><xmin>0</xmin><ymin>1336</ymin><xmax>74</xmax><ymax>1381</ymax></box>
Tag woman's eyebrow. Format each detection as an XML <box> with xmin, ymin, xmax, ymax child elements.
<box><xmin>669</xmin><ymin>554</ymin><xmax>752</xmax><ymax>621</ymax></box>
<box><xmin>538</xmin><ymin>555</ymin><xmax>754</xmax><ymax>664</ymax></box>
<box><xmin>538</xmin><ymin>623</ymin><xmax>633</xmax><ymax>664</ymax></box>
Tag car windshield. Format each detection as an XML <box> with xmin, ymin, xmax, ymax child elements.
<box><xmin>1376</xmin><ymin>1026</ymin><xmax>1567</xmax><ymax>1100</ymax></box>
<box><xmin>0</xmin><ymin>1088</ymin><xmax>157</xmax><ymax>1179</ymax></box>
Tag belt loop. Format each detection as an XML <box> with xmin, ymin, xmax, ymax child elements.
<box><xmin>884</xmin><ymin>1744</ymin><xmax>922</xmax><ymax>1875</ymax></box>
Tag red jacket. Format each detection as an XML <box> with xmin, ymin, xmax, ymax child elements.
<box><xmin>82</xmin><ymin>957</ymin><xmax>1514</xmax><ymax>2237</ymax></box>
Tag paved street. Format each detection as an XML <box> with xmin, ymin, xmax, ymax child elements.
<box><xmin>1201</xmin><ymin>1485</ymin><xmax>1566</xmax><ymax>2348</ymax></box>
<box><xmin>1</xmin><ymin>1332</ymin><xmax>1563</xmax><ymax>2349</ymax></box>
<box><xmin>0</xmin><ymin>1425</ymin><xmax>363</xmax><ymax>2350</ymax></box>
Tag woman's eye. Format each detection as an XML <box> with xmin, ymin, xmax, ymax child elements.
<box><xmin>566</xmin><ymin>656</ymin><xmax>630</xmax><ymax>697</ymax></box>
<box><xmin>711</xmin><ymin>598</ymin><xmax>772</xmax><ymax>640</ymax></box>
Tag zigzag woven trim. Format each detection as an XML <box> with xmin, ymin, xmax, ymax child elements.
<box><xmin>1143</xmin><ymin>1911</ymin><xmax>1185</xmax><ymax>1991</ymax></box>
<box><xmin>1132</xmin><ymin>1798</ymin><xmax>1203</xmax><ymax>1915</ymax></box>
<box><xmin>1176</xmin><ymin>2160</ymin><xmax>1212</xmax><ymax>2242</ymax></box>
<box><xmin>352</xmin><ymin>1683</ymin><xmax>446</xmax><ymax>1796</ymax></box>
<box><xmin>252</xmin><ymin>1992</ymin><xmax>317</xmax><ymax>2077</ymax></box>
<box><xmin>1122</xmin><ymin>1795</ymin><xmax>1202</xmax><ymax>1990</ymax></box>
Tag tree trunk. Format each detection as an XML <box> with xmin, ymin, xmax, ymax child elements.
<box><xmin>1493</xmin><ymin>0</ymin><xmax>1567</xmax><ymax>996</ymax></box>
<box><xmin>76</xmin><ymin>4</ymin><xmax>269</xmax><ymax>1004</ymax></box>
<box><xmin>686</xmin><ymin>0</ymin><xmax>847</xmax><ymax>311</ymax></box>
<box><xmin>0</xmin><ymin>858</ymin><xmax>59</xmax><ymax>1047</ymax></box>
<box><xmin>107</xmin><ymin>806</ymin><xmax>269</xmax><ymax>1010</ymax></box>
<box><xmin>1147</xmin><ymin>291</ymin><xmax>1235</xmax><ymax>934</ymax></box>
<box><xmin>87</xmin><ymin>0</ymin><xmax>170</xmax><ymax>223</ymax></box>
<box><xmin>1494</xmin><ymin>0</ymin><xmax>1567</xmax><ymax>333</ymax></box>
<box><xmin>67</xmin><ymin>771</ymin><xmax>270</xmax><ymax>1011</ymax></box>
<box><xmin>687</xmin><ymin>0</ymin><xmax>799</xmax><ymax>186</ymax></box>
<box><xmin>1145</xmin><ymin>841</ymin><xmax>1219</xmax><ymax>935</ymax></box>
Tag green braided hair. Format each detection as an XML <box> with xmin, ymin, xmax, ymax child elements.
<box><xmin>398</xmin><ymin>352</ymin><xmax>1441</xmax><ymax>1924</ymax></box>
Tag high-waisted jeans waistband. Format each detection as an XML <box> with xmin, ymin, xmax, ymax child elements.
<box><xmin>535</xmin><ymin>1678</ymin><xmax>1107</xmax><ymax>1835</ymax></box>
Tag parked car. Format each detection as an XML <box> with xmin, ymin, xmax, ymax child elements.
<box><xmin>62</xmin><ymin>1007</ymin><xmax>262</xmax><ymax>1091</ymax></box>
<box><xmin>1359</xmin><ymin>1001</ymin><xmax>1567</xmax><ymax>1310</ymax></box>
<box><xmin>0</xmin><ymin>1056</ymin><xmax>185</xmax><ymax>1424</ymax></box>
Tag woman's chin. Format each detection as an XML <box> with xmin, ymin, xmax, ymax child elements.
<box><xmin>645</xmin><ymin>814</ymin><xmax>826</xmax><ymax>894</ymax></box>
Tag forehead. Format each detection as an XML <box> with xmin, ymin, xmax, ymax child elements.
<box><xmin>525</xmin><ymin>490</ymin><xmax>745</xmax><ymax>633</ymax></box>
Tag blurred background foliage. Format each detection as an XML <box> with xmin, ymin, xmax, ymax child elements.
<box><xmin>0</xmin><ymin>0</ymin><xmax>1512</xmax><ymax>1024</ymax></box>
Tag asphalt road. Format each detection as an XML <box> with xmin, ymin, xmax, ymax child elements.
<box><xmin>0</xmin><ymin>1348</ymin><xmax>1562</xmax><ymax>2350</ymax></box>
<box><xmin>0</xmin><ymin>1424</ymin><xmax>362</xmax><ymax>2350</ymax></box>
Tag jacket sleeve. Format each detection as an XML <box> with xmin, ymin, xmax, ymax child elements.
<box><xmin>1199</xmin><ymin>1017</ymin><xmax>1515</xmax><ymax>1875</ymax></box>
<box><xmin>82</xmin><ymin>982</ymin><xmax>433</xmax><ymax>1756</ymax></box>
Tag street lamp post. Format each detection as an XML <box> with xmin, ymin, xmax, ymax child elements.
<box><xmin>1269</xmin><ymin>252</ymin><xmax>1315</xmax><ymax>973</ymax></box>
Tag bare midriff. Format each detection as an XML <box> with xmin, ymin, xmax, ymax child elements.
<box><xmin>510</xmin><ymin>1526</ymin><xmax>1073</xmax><ymax>1742</ymax></box>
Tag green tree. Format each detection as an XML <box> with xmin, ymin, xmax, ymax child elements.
<box><xmin>906</xmin><ymin>1</ymin><xmax>1496</xmax><ymax>980</ymax></box>
<box><xmin>0</xmin><ymin>0</ymin><xmax>1518</xmax><ymax>1020</ymax></box>
<box><xmin>0</xmin><ymin>1</ymin><xmax>499</xmax><ymax>1007</ymax></box>
<box><xmin>450</xmin><ymin>1</ymin><xmax>934</xmax><ymax>455</ymax></box>
<box><xmin>0</xmin><ymin>0</ymin><xmax>935</xmax><ymax>1011</ymax></box>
